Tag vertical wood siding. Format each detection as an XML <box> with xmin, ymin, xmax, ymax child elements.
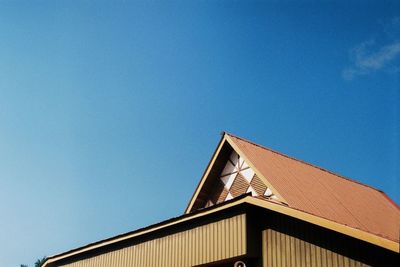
<box><xmin>59</xmin><ymin>214</ymin><xmax>246</xmax><ymax>267</ymax></box>
<box><xmin>262</xmin><ymin>229</ymin><xmax>371</xmax><ymax>267</ymax></box>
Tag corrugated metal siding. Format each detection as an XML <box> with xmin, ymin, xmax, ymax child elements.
<box><xmin>262</xmin><ymin>229</ymin><xmax>370</xmax><ymax>267</ymax></box>
<box><xmin>59</xmin><ymin>214</ymin><xmax>246</xmax><ymax>267</ymax></box>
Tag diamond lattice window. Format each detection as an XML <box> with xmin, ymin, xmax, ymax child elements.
<box><xmin>205</xmin><ymin>151</ymin><xmax>278</xmax><ymax>208</ymax></box>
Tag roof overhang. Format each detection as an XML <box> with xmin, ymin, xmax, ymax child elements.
<box><xmin>43</xmin><ymin>195</ymin><xmax>399</xmax><ymax>267</ymax></box>
<box><xmin>43</xmin><ymin>194</ymin><xmax>249</xmax><ymax>267</ymax></box>
<box><xmin>245</xmin><ymin>196</ymin><xmax>399</xmax><ymax>253</ymax></box>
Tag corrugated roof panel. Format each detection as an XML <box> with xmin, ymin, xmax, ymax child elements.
<box><xmin>228</xmin><ymin>134</ymin><xmax>400</xmax><ymax>242</ymax></box>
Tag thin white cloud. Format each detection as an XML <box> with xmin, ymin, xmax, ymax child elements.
<box><xmin>343</xmin><ymin>17</ymin><xmax>400</xmax><ymax>80</ymax></box>
<box><xmin>356</xmin><ymin>42</ymin><xmax>400</xmax><ymax>70</ymax></box>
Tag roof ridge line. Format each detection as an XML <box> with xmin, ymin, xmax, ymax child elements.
<box><xmin>224</xmin><ymin>132</ymin><xmax>386</xmax><ymax>195</ymax></box>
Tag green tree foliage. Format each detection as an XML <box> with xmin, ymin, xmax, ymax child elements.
<box><xmin>20</xmin><ymin>257</ymin><xmax>46</xmax><ymax>267</ymax></box>
<box><xmin>34</xmin><ymin>257</ymin><xmax>46</xmax><ymax>267</ymax></box>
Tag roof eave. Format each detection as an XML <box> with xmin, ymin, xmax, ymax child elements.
<box><xmin>245</xmin><ymin>197</ymin><xmax>399</xmax><ymax>253</ymax></box>
<box><xmin>43</xmin><ymin>196</ymin><xmax>399</xmax><ymax>267</ymax></box>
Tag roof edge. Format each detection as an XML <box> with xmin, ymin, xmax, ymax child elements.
<box><xmin>43</xmin><ymin>194</ymin><xmax>250</xmax><ymax>267</ymax></box>
<box><xmin>44</xmin><ymin>195</ymin><xmax>399</xmax><ymax>267</ymax></box>
<box><xmin>380</xmin><ymin>191</ymin><xmax>400</xmax><ymax>211</ymax></box>
<box><xmin>245</xmin><ymin>197</ymin><xmax>399</xmax><ymax>253</ymax></box>
<box><xmin>184</xmin><ymin>133</ymin><xmax>227</xmax><ymax>214</ymax></box>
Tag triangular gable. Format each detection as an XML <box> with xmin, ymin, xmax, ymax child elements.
<box><xmin>185</xmin><ymin>133</ymin><xmax>287</xmax><ymax>214</ymax></box>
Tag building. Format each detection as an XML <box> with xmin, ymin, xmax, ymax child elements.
<box><xmin>43</xmin><ymin>133</ymin><xmax>399</xmax><ymax>267</ymax></box>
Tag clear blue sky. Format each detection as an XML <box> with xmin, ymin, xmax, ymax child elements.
<box><xmin>0</xmin><ymin>1</ymin><xmax>399</xmax><ymax>266</ymax></box>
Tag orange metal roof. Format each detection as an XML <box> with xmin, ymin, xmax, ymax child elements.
<box><xmin>227</xmin><ymin>133</ymin><xmax>400</xmax><ymax>243</ymax></box>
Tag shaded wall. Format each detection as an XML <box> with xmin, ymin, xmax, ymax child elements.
<box><xmin>249</xmin><ymin>208</ymin><xmax>399</xmax><ymax>267</ymax></box>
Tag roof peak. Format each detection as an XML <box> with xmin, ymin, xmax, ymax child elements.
<box><xmin>223</xmin><ymin>131</ymin><xmax>388</xmax><ymax>197</ymax></box>
<box><xmin>188</xmin><ymin>131</ymin><xmax>399</xmax><ymax>242</ymax></box>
